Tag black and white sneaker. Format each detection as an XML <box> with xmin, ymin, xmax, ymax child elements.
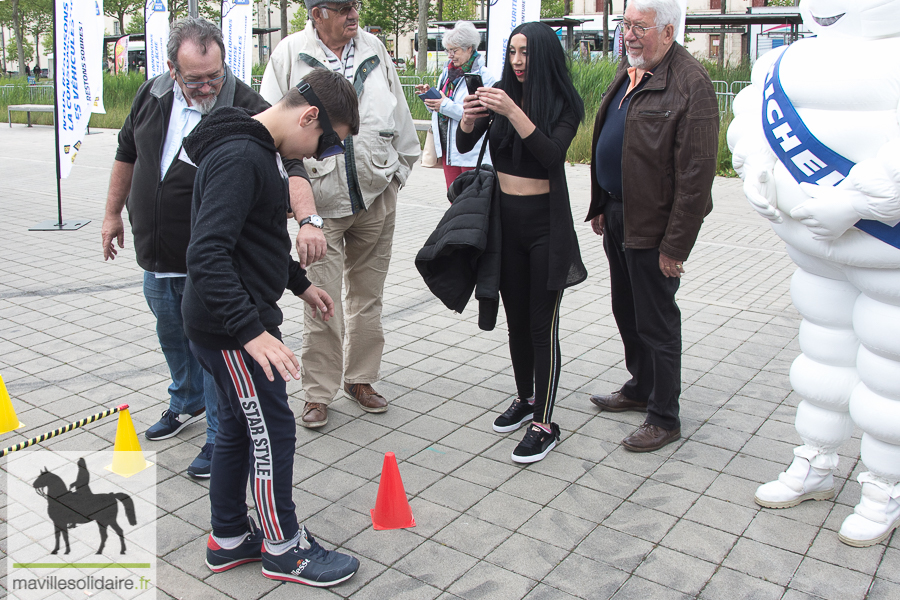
<box><xmin>492</xmin><ymin>398</ymin><xmax>534</xmax><ymax>433</ymax></box>
<box><xmin>511</xmin><ymin>423</ymin><xmax>560</xmax><ymax>463</ymax></box>
<box><xmin>261</xmin><ymin>527</ymin><xmax>359</xmax><ymax>587</ymax></box>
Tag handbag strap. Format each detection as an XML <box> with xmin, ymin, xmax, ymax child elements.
<box><xmin>475</xmin><ymin>116</ymin><xmax>493</xmax><ymax>170</ymax></box>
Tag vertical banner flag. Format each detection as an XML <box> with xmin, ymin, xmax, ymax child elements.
<box><xmin>612</xmin><ymin>21</ymin><xmax>623</xmax><ymax>59</ymax></box>
<box><xmin>55</xmin><ymin>0</ymin><xmax>99</xmax><ymax>178</ymax></box>
<box><xmin>486</xmin><ymin>0</ymin><xmax>540</xmax><ymax>80</ymax></box>
<box><xmin>221</xmin><ymin>0</ymin><xmax>253</xmax><ymax>84</ymax></box>
<box><xmin>145</xmin><ymin>0</ymin><xmax>170</xmax><ymax>79</ymax></box>
<box><xmin>676</xmin><ymin>0</ymin><xmax>687</xmax><ymax>46</ymax></box>
<box><xmin>114</xmin><ymin>35</ymin><xmax>129</xmax><ymax>74</ymax></box>
<box><xmin>88</xmin><ymin>0</ymin><xmax>106</xmax><ymax>113</ymax></box>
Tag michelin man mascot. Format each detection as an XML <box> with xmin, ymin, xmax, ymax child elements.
<box><xmin>728</xmin><ymin>0</ymin><xmax>900</xmax><ymax>548</ymax></box>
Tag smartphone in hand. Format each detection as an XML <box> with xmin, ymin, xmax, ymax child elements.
<box><xmin>464</xmin><ymin>73</ymin><xmax>484</xmax><ymax>95</ymax></box>
<box><xmin>418</xmin><ymin>88</ymin><xmax>441</xmax><ymax>100</ymax></box>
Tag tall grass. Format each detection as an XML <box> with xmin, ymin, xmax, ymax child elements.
<box><xmin>2</xmin><ymin>59</ymin><xmax>745</xmax><ymax>176</ymax></box>
<box><xmin>0</xmin><ymin>72</ymin><xmax>146</xmax><ymax>128</ymax></box>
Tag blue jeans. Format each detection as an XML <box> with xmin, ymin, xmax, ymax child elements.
<box><xmin>143</xmin><ymin>272</ymin><xmax>218</xmax><ymax>444</ymax></box>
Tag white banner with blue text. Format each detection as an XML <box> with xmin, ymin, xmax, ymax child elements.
<box><xmin>55</xmin><ymin>0</ymin><xmax>99</xmax><ymax>178</ymax></box>
<box><xmin>145</xmin><ymin>0</ymin><xmax>170</xmax><ymax>80</ymax></box>
<box><xmin>221</xmin><ymin>0</ymin><xmax>253</xmax><ymax>84</ymax></box>
<box><xmin>486</xmin><ymin>0</ymin><xmax>540</xmax><ymax>81</ymax></box>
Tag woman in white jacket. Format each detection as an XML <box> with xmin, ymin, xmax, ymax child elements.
<box><xmin>416</xmin><ymin>21</ymin><xmax>494</xmax><ymax>189</ymax></box>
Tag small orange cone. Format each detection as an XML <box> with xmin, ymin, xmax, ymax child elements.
<box><xmin>105</xmin><ymin>407</ymin><xmax>152</xmax><ymax>477</ymax></box>
<box><xmin>0</xmin><ymin>374</ymin><xmax>24</xmax><ymax>434</ymax></box>
<box><xmin>371</xmin><ymin>452</ymin><xmax>416</xmax><ymax>530</ymax></box>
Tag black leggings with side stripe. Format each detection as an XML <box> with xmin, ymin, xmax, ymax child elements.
<box><xmin>499</xmin><ymin>191</ymin><xmax>563</xmax><ymax>425</ymax></box>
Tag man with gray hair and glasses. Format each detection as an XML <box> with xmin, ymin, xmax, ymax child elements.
<box><xmin>586</xmin><ymin>0</ymin><xmax>718</xmax><ymax>452</ymax></box>
<box><xmin>100</xmin><ymin>17</ymin><xmax>310</xmax><ymax>477</ymax></box>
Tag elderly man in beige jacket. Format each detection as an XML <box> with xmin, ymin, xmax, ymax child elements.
<box><xmin>260</xmin><ymin>0</ymin><xmax>419</xmax><ymax>428</ymax></box>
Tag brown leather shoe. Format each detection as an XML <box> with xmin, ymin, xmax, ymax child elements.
<box><xmin>622</xmin><ymin>423</ymin><xmax>681</xmax><ymax>452</ymax></box>
<box><xmin>300</xmin><ymin>402</ymin><xmax>328</xmax><ymax>428</ymax></box>
<box><xmin>344</xmin><ymin>383</ymin><xmax>389</xmax><ymax>413</ymax></box>
<box><xmin>589</xmin><ymin>390</ymin><xmax>648</xmax><ymax>413</ymax></box>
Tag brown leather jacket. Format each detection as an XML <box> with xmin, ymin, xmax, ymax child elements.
<box><xmin>586</xmin><ymin>43</ymin><xmax>719</xmax><ymax>262</ymax></box>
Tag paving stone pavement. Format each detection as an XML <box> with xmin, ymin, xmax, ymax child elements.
<box><xmin>1</xmin><ymin>124</ymin><xmax>897</xmax><ymax>599</ymax></box>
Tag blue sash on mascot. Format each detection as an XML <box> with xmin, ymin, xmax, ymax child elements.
<box><xmin>762</xmin><ymin>49</ymin><xmax>900</xmax><ymax>249</ymax></box>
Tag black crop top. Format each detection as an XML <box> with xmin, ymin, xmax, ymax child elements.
<box><xmin>489</xmin><ymin>120</ymin><xmax>550</xmax><ymax>180</ymax></box>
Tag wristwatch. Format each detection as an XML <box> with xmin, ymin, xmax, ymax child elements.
<box><xmin>298</xmin><ymin>214</ymin><xmax>324</xmax><ymax>229</ymax></box>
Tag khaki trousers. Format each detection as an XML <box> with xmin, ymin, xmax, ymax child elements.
<box><xmin>301</xmin><ymin>180</ymin><xmax>398</xmax><ymax>404</ymax></box>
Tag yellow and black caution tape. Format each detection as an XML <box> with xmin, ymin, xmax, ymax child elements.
<box><xmin>1</xmin><ymin>404</ymin><xmax>128</xmax><ymax>457</ymax></box>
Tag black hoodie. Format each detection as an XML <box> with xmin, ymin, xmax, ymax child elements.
<box><xmin>180</xmin><ymin>107</ymin><xmax>311</xmax><ymax>350</ymax></box>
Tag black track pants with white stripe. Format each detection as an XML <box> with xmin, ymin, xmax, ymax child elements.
<box><xmin>191</xmin><ymin>341</ymin><xmax>300</xmax><ymax>541</ymax></box>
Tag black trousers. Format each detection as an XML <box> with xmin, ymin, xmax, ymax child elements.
<box><xmin>190</xmin><ymin>341</ymin><xmax>300</xmax><ymax>542</ymax></box>
<box><xmin>499</xmin><ymin>191</ymin><xmax>564</xmax><ymax>425</ymax></box>
<box><xmin>603</xmin><ymin>203</ymin><xmax>682</xmax><ymax>430</ymax></box>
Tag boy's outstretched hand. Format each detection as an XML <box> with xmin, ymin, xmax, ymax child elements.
<box><xmin>244</xmin><ymin>332</ymin><xmax>301</xmax><ymax>382</ymax></box>
<box><xmin>299</xmin><ymin>285</ymin><xmax>335</xmax><ymax>321</ymax></box>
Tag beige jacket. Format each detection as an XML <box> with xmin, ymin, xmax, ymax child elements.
<box><xmin>260</xmin><ymin>22</ymin><xmax>420</xmax><ymax>218</ymax></box>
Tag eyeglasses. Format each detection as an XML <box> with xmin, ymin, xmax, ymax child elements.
<box><xmin>177</xmin><ymin>70</ymin><xmax>226</xmax><ymax>89</ymax></box>
<box><xmin>296</xmin><ymin>80</ymin><xmax>345</xmax><ymax>160</ymax></box>
<box><xmin>319</xmin><ymin>1</ymin><xmax>362</xmax><ymax>17</ymax></box>
<box><xmin>445</xmin><ymin>47</ymin><xmax>462</xmax><ymax>56</ymax></box>
<box><xmin>621</xmin><ymin>21</ymin><xmax>662</xmax><ymax>39</ymax></box>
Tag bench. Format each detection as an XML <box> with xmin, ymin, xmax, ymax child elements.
<box><xmin>413</xmin><ymin>119</ymin><xmax>431</xmax><ymax>132</ymax></box>
<box><xmin>8</xmin><ymin>104</ymin><xmax>54</xmax><ymax>128</ymax></box>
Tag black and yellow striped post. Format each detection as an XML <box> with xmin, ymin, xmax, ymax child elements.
<box><xmin>0</xmin><ymin>404</ymin><xmax>128</xmax><ymax>457</ymax></box>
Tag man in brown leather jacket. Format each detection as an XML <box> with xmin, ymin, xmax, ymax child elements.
<box><xmin>586</xmin><ymin>0</ymin><xmax>718</xmax><ymax>452</ymax></box>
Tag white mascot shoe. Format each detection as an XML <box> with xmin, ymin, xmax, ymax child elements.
<box><xmin>838</xmin><ymin>473</ymin><xmax>900</xmax><ymax>547</ymax></box>
<box><xmin>755</xmin><ymin>446</ymin><xmax>836</xmax><ymax>509</ymax></box>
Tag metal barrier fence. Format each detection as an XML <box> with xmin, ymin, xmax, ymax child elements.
<box><xmin>712</xmin><ymin>80</ymin><xmax>752</xmax><ymax>116</ymax></box>
<box><xmin>223</xmin><ymin>76</ymin><xmax>749</xmax><ymax>118</ymax></box>
<box><xmin>0</xmin><ymin>84</ymin><xmax>54</xmax><ymax>103</ymax></box>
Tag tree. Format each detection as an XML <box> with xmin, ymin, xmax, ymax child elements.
<box><xmin>541</xmin><ymin>0</ymin><xmax>564</xmax><ymax>18</ymax></box>
<box><xmin>440</xmin><ymin>0</ymin><xmax>476</xmax><ymax>22</ymax></box>
<box><xmin>126</xmin><ymin>12</ymin><xmax>145</xmax><ymax>34</ymax></box>
<box><xmin>9</xmin><ymin>0</ymin><xmax>27</xmax><ymax>73</ymax></box>
<box><xmin>281</xmin><ymin>0</ymin><xmax>290</xmax><ymax>39</ymax></box>
<box><xmin>361</xmin><ymin>0</ymin><xmax>423</xmax><ymax>56</ymax></box>
<box><xmin>105</xmin><ymin>0</ymin><xmax>143</xmax><ymax>34</ymax></box>
<box><xmin>24</xmin><ymin>0</ymin><xmax>52</xmax><ymax>67</ymax></box>
<box><xmin>289</xmin><ymin>6</ymin><xmax>307</xmax><ymax>34</ymax></box>
<box><xmin>6</xmin><ymin>36</ymin><xmax>34</xmax><ymax>65</ymax></box>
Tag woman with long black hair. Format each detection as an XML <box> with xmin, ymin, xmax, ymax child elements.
<box><xmin>457</xmin><ymin>21</ymin><xmax>586</xmax><ymax>463</ymax></box>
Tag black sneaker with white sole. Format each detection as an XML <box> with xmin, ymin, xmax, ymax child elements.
<box><xmin>511</xmin><ymin>423</ymin><xmax>560</xmax><ymax>463</ymax></box>
<box><xmin>145</xmin><ymin>407</ymin><xmax>206</xmax><ymax>441</ymax></box>
<box><xmin>492</xmin><ymin>398</ymin><xmax>534</xmax><ymax>433</ymax></box>
<box><xmin>261</xmin><ymin>527</ymin><xmax>359</xmax><ymax>587</ymax></box>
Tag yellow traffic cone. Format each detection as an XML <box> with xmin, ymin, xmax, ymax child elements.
<box><xmin>0</xmin><ymin>374</ymin><xmax>24</xmax><ymax>434</ymax></box>
<box><xmin>105</xmin><ymin>408</ymin><xmax>152</xmax><ymax>477</ymax></box>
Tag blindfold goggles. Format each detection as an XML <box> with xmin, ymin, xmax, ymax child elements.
<box><xmin>296</xmin><ymin>80</ymin><xmax>345</xmax><ymax>159</ymax></box>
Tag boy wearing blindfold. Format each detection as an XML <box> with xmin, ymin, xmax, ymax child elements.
<box><xmin>180</xmin><ymin>68</ymin><xmax>362</xmax><ymax>587</ymax></box>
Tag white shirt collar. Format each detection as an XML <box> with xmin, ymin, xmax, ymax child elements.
<box><xmin>315</xmin><ymin>29</ymin><xmax>354</xmax><ymax>62</ymax></box>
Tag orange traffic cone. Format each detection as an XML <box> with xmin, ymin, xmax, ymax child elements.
<box><xmin>105</xmin><ymin>407</ymin><xmax>152</xmax><ymax>477</ymax></box>
<box><xmin>371</xmin><ymin>452</ymin><xmax>416</xmax><ymax>530</ymax></box>
<box><xmin>0</xmin><ymin>374</ymin><xmax>24</xmax><ymax>434</ymax></box>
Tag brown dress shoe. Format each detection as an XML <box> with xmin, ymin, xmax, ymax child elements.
<box><xmin>344</xmin><ymin>383</ymin><xmax>389</xmax><ymax>413</ymax></box>
<box><xmin>622</xmin><ymin>423</ymin><xmax>681</xmax><ymax>452</ymax></box>
<box><xmin>300</xmin><ymin>402</ymin><xmax>328</xmax><ymax>428</ymax></box>
<box><xmin>589</xmin><ymin>390</ymin><xmax>648</xmax><ymax>413</ymax></box>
